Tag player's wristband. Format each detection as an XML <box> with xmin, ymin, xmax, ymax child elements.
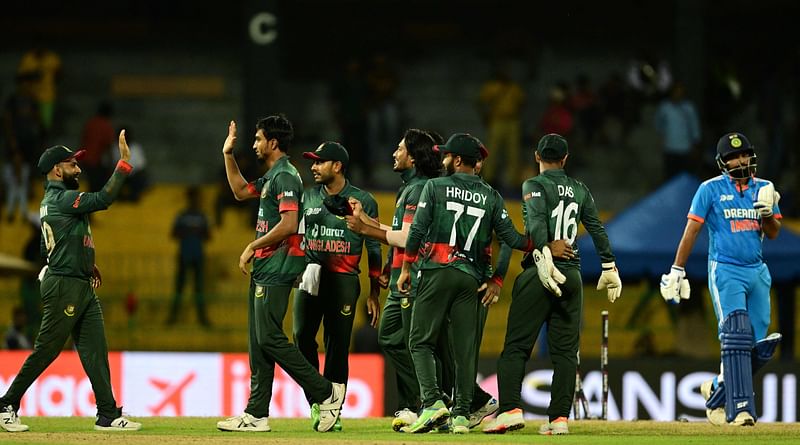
<box><xmin>115</xmin><ymin>160</ymin><xmax>133</xmax><ymax>174</ymax></box>
<box><xmin>601</xmin><ymin>261</ymin><xmax>617</xmax><ymax>271</ymax></box>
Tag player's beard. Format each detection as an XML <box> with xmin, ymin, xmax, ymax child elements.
<box><xmin>63</xmin><ymin>172</ymin><xmax>80</xmax><ymax>190</ymax></box>
<box><xmin>443</xmin><ymin>160</ymin><xmax>455</xmax><ymax>176</ymax></box>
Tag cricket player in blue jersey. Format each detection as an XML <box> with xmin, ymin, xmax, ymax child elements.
<box><xmin>660</xmin><ymin>132</ymin><xmax>782</xmax><ymax>426</ymax></box>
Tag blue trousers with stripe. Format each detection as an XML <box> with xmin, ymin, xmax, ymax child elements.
<box><xmin>707</xmin><ymin>260</ymin><xmax>772</xmax><ymax>341</ymax></box>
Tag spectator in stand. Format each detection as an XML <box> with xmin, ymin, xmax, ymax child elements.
<box><xmin>569</xmin><ymin>73</ymin><xmax>601</xmax><ymax>145</ymax></box>
<box><xmin>3</xmin><ymin>307</ymin><xmax>32</xmax><ymax>350</ymax></box>
<box><xmin>2</xmin><ymin>74</ymin><xmax>43</xmax><ymax>222</ymax></box>
<box><xmin>654</xmin><ymin>81</ymin><xmax>701</xmax><ymax>180</ymax></box>
<box><xmin>167</xmin><ymin>186</ymin><xmax>211</xmax><ymax>327</ymax></box>
<box><xmin>597</xmin><ymin>71</ymin><xmax>637</xmax><ymax>147</ymax></box>
<box><xmin>17</xmin><ymin>46</ymin><xmax>61</xmax><ymax>134</ymax></box>
<box><xmin>80</xmin><ymin>101</ymin><xmax>115</xmax><ymax>191</ymax></box>
<box><xmin>331</xmin><ymin>57</ymin><xmax>369</xmax><ymax>183</ymax></box>
<box><xmin>477</xmin><ymin>62</ymin><xmax>526</xmax><ymax>190</ymax></box>
<box><xmin>365</xmin><ymin>53</ymin><xmax>401</xmax><ymax>181</ymax></box>
<box><xmin>539</xmin><ymin>84</ymin><xmax>574</xmax><ymax>138</ymax></box>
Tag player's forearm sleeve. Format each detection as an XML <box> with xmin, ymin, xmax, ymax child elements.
<box><xmin>59</xmin><ymin>161</ymin><xmax>132</xmax><ymax>214</ymax></box>
<box><xmin>363</xmin><ymin>195</ymin><xmax>382</xmax><ymax>277</ymax></box>
<box><xmin>496</xmin><ymin>216</ymin><xmax>531</xmax><ymax>251</ymax></box>
<box><xmin>366</xmin><ymin>237</ymin><xmax>382</xmax><ymax>278</ymax></box>
<box><xmin>404</xmin><ymin>183</ymin><xmax>433</xmax><ymax>262</ymax></box>
<box><xmin>522</xmin><ymin>181</ymin><xmax>549</xmax><ymax>249</ymax></box>
<box><xmin>581</xmin><ymin>192</ymin><xmax>615</xmax><ymax>263</ymax></box>
<box><xmin>383</xmin><ymin>248</ymin><xmax>393</xmax><ymax>274</ymax></box>
<box><xmin>495</xmin><ymin>241</ymin><xmax>512</xmax><ymax>280</ymax></box>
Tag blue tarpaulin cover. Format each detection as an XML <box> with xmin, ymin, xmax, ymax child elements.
<box><xmin>576</xmin><ymin>173</ymin><xmax>800</xmax><ymax>282</ymax></box>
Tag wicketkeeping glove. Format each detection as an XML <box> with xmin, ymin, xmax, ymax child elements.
<box><xmin>533</xmin><ymin>246</ymin><xmax>566</xmax><ymax>296</ymax></box>
<box><xmin>754</xmin><ymin>182</ymin><xmax>780</xmax><ymax>218</ymax></box>
<box><xmin>597</xmin><ymin>262</ymin><xmax>622</xmax><ymax>303</ymax></box>
<box><xmin>660</xmin><ymin>265</ymin><xmax>690</xmax><ymax>303</ymax></box>
<box><xmin>323</xmin><ymin>194</ymin><xmax>353</xmax><ymax>217</ymax></box>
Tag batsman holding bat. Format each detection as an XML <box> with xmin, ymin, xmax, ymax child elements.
<box><xmin>661</xmin><ymin>132</ymin><xmax>782</xmax><ymax>426</ymax></box>
<box><xmin>485</xmin><ymin>133</ymin><xmax>621</xmax><ymax>436</ymax></box>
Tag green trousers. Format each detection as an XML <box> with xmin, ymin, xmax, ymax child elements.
<box><xmin>378</xmin><ymin>294</ymin><xmax>419</xmax><ymax>411</ymax></box>
<box><xmin>496</xmin><ymin>266</ymin><xmax>583</xmax><ymax>419</ymax></box>
<box><xmin>0</xmin><ymin>274</ymin><xmax>120</xmax><ymax>419</ymax></box>
<box><xmin>245</xmin><ymin>282</ymin><xmax>332</xmax><ymax>418</ymax></box>
<box><xmin>409</xmin><ymin>267</ymin><xmax>479</xmax><ymax>417</ymax></box>
<box><xmin>437</xmin><ymin>297</ymin><xmax>492</xmax><ymax>411</ymax></box>
<box><xmin>293</xmin><ymin>271</ymin><xmax>360</xmax><ymax>388</ymax></box>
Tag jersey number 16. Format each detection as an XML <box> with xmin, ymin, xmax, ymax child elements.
<box><xmin>551</xmin><ymin>200</ymin><xmax>579</xmax><ymax>245</ymax></box>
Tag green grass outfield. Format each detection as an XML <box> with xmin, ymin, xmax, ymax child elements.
<box><xmin>1</xmin><ymin>417</ymin><xmax>800</xmax><ymax>445</ymax></box>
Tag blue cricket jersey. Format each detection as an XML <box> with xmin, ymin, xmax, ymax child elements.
<box><xmin>688</xmin><ymin>175</ymin><xmax>782</xmax><ymax>267</ymax></box>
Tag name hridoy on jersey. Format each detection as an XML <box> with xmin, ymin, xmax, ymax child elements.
<box><xmin>445</xmin><ymin>187</ymin><xmax>487</xmax><ymax>205</ymax></box>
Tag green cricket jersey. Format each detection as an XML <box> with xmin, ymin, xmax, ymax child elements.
<box><xmin>521</xmin><ymin>168</ymin><xmax>614</xmax><ymax>269</ymax></box>
<box><xmin>302</xmin><ymin>181</ymin><xmax>382</xmax><ymax>277</ymax></box>
<box><xmin>39</xmin><ymin>161</ymin><xmax>132</xmax><ymax>278</ymax></box>
<box><xmin>387</xmin><ymin>168</ymin><xmax>429</xmax><ymax>297</ymax></box>
<box><xmin>405</xmin><ymin>172</ymin><xmax>531</xmax><ymax>282</ymax></box>
<box><xmin>247</xmin><ymin>155</ymin><xmax>306</xmax><ymax>286</ymax></box>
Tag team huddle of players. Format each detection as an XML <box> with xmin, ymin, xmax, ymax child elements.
<box><xmin>214</xmin><ymin>116</ymin><xmax>622</xmax><ymax>435</ymax></box>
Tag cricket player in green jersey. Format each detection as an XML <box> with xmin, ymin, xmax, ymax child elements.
<box><xmin>0</xmin><ymin>132</ymin><xmax>141</xmax><ymax>432</ymax></box>
<box><xmin>439</xmin><ymin>159</ymin><xmax>574</xmax><ymax>431</ymax></box>
<box><xmin>344</xmin><ymin>129</ymin><xmax>442</xmax><ymax>431</ymax></box>
<box><xmin>484</xmin><ymin>133</ymin><xmax>621</xmax><ymax>436</ymax></box>
<box><xmin>397</xmin><ymin>133</ymin><xmax>534</xmax><ymax>434</ymax></box>
<box><xmin>294</xmin><ymin>142</ymin><xmax>382</xmax><ymax>426</ymax></box>
<box><xmin>216</xmin><ymin>118</ymin><xmax>344</xmax><ymax>433</ymax></box>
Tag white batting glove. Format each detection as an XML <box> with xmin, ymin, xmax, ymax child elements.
<box><xmin>37</xmin><ymin>265</ymin><xmax>48</xmax><ymax>282</ymax></box>
<box><xmin>754</xmin><ymin>183</ymin><xmax>779</xmax><ymax>218</ymax></box>
<box><xmin>533</xmin><ymin>246</ymin><xmax>566</xmax><ymax>297</ymax></box>
<box><xmin>660</xmin><ymin>265</ymin><xmax>690</xmax><ymax>303</ymax></box>
<box><xmin>597</xmin><ymin>262</ymin><xmax>622</xmax><ymax>303</ymax></box>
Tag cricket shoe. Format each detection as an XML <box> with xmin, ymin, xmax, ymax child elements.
<box><xmin>469</xmin><ymin>397</ymin><xmax>499</xmax><ymax>428</ymax></box>
<box><xmin>450</xmin><ymin>416</ymin><xmax>469</xmax><ymax>434</ymax></box>
<box><xmin>482</xmin><ymin>408</ymin><xmax>525</xmax><ymax>434</ymax></box>
<box><xmin>391</xmin><ymin>408</ymin><xmax>418</xmax><ymax>432</ymax></box>
<box><xmin>401</xmin><ymin>400</ymin><xmax>449</xmax><ymax>433</ymax></box>
<box><xmin>217</xmin><ymin>412</ymin><xmax>271</xmax><ymax>432</ymax></box>
<box><xmin>538</xmin><ymin>416</ymin><xmax>569</xmax><ymax>435</ymax></box>
<box><xmin>94</xmin><ymin>414</ymin><xmax>142</xmax><ymax>431</ymax></box>
<box><xmin>729</xmin><ymin>412</ymin><xmax>755</xmax><ymax>427</ymax></box>
<box><xmin>700</xmin><ymin>379</ymin><xmax>726</xmax><ymax>426</ymax></box>
<box><xmin>1</xmin><ymin>405</ymin><xmax>28</xmax><ymax>432</ymax></box>
<box><xmin>313</xmin><ymin>382</ymin><xmax>346</xmax><ymax>432</ymax></box>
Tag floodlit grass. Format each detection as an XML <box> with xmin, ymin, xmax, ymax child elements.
<box><xmin>1</xmin><ymin>417</ymin><xmax>799</xmax><ymax>445</ymax></box>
